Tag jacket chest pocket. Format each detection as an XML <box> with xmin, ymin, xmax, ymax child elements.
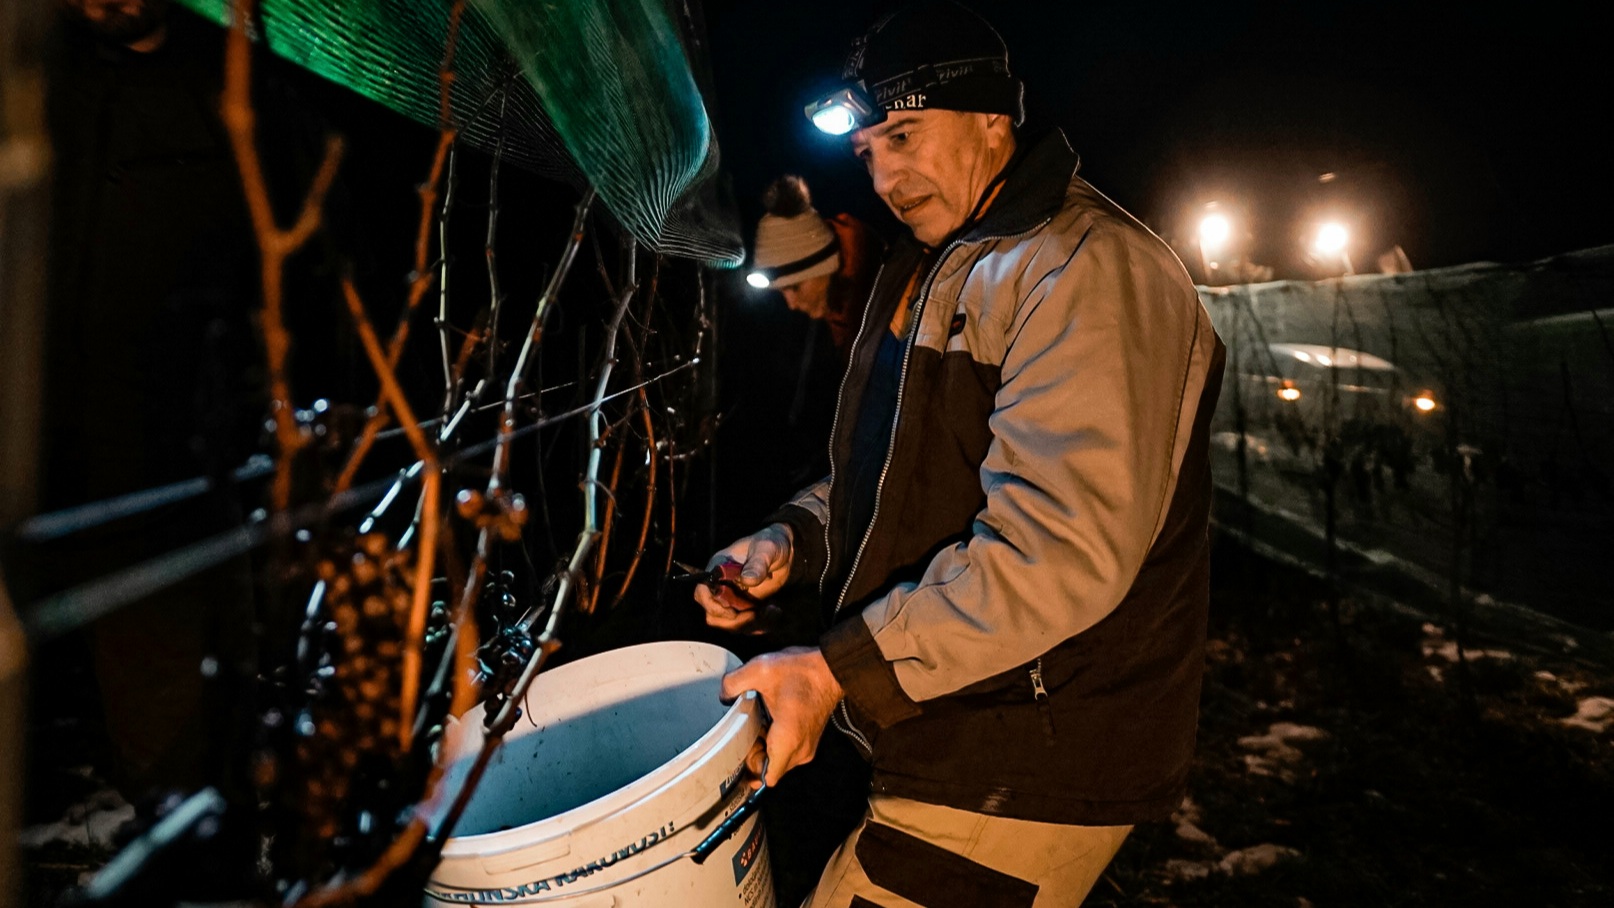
<box><xmin>932</xmin><ymin>261</ymin><xmax>1014</xmax><ymax>362</ymax></box>
<box><xmin>932</xmin><ymin>350</ymin><xmax>1000</xmax><ymax>461</ymax></box>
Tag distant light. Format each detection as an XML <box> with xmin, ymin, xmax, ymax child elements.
<box><xmin>811</xmin><ymin>105</ymin><xmax>858</xmax><ymax>136</ymax></box>
<box><xmin>1414</xmin><ymin>393</ymin><xmax>1437</xmax><ymax>412</ymax></box>
<box><xmin>1313</xmin><ymin>222</ymin><xmax>1349</xmax><ymax>256</ymax></box>
<box><xmin>1198</xmin><ymin>213</ymin><xmax>1232</xmax><ymax>255</ymax></box>
<box><xmin>746</xmin><ymin>271</ymin><xmax>770</xmax><ymax>289</ymax></box>
<box><xmin>1278</xmin><ymin>382</ymin><xmax>1302</xmax><ymax>402</ymax></box>
<box><xmin>1294</xmin><ymin>351</ymin><xmax>1312</xmax><ymax>363</ymax></box>
<box><xmin>1318</xmin><ymin>172</ymin><xmax>1337</xmax><ymax>183</ymax></box>
<box><xmin>1316</xmin><ymin>354</ymin><xmax>1333</xmax><ymax>366</ymax></box>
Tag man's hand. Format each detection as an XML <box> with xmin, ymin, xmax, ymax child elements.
<box><xmin>694</xmin><ymin>523</ymin><xmax>794</xmax><ymax>634</ymax></box>
<box><xmin>721</xmin><ymin>646</ymin><xmax>843</xmax><ymax>788</ymax></box>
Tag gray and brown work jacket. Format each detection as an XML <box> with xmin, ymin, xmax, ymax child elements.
<box><xmin>768</xmin><ymin>130</ymin><xmax>1226</xmax><ymax>827</ymax></box>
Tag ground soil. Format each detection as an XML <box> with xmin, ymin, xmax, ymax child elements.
<box><xmin>1090</xmin><ymin>540</ymin><xmax>1614</xmax><ymax>907</ymax></box>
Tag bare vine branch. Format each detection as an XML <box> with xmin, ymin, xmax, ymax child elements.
<box><xmin>607</xmin><ymin>388</ymin><xmax>659</xmax><ymax>612</ymax></box>
<box><xmin>222</xmin><ymin>0</ymin><xmax>345</xmax><ymax>511</ymax></box>
<box><xmin>586</xmin><ymin>437</ymin><xmax>628</xmax><ymax>613</ymax></box>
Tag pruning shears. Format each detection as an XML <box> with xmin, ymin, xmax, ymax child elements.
<box><xmin>671</xmin><ymin>559</ymin><xmax>762</xmax><ymax>610</ymax></box>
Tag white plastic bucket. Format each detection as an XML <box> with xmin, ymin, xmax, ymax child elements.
<box><xmin>423</xmin><ymin>641</ymin><xmax>775</xmax><ymax>907</ymax></box>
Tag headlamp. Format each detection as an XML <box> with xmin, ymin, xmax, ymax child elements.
<box><xmin>745</xmin><ymin>236</ymin><xmax>840</xmax><ymax>291</ymax></box>
<box><xmin>804</xmin><ymin>85</ymin><xmax>885</xmax><ymax>136</ymax></box>
<box><xmin>806</xmin><ymin>54</ymin><xmax>1022</xmax><ymax>137</ymax></box>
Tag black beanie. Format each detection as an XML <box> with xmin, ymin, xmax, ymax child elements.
<box><xmin>842</xmin><ymin>1</ymin><xmax>1024</xmax><ymax>124</ymax></box>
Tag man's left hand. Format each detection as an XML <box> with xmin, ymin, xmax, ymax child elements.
<box><xmin>720</xmin><ymin>646</ymin><xmax>844</xmax><ymax>788</ymax></box>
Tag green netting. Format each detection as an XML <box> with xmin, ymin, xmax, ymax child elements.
<box><xmin>177</xmin><ymin>0</ymin><xmax>741</xmax><ymax>267</ymax></box>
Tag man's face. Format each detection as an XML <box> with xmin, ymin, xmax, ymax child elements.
<box><xmin>850</xmin><ymin>109</ymin><xmax>1015</xmax><ymax>247</ymax></box>
<box><xmin>779</xmin><ymin>274</ymin><xmax>831</xmax><ymax>319</ymax></box>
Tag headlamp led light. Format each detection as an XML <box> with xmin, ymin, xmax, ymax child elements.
<box><xmin>804</xmin><ymin>85</ymin><xmax>885</xmax><ymax>135</ymax></box>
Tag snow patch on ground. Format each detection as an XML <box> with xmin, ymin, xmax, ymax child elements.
<box><xmin>1423</xmin><ymin>639</ymin><xmax>1515</xmax><ymax>663</ymax></box>
<box><xmin>1420</xmin><ymin>623</ymin><xmax>1514</xmax><ymax>663</ymax></box>
<box><xmin>1220</xmin><ymin>843</ymin><xmax>1303</xmax><ymax>875</ymax></box>
<box><xmin>1170</xmin><ymin>796</ymin><xmax>1220</xmax><ymax>848</ymax></box>
<box><xmin>1559</xmin><ymin>696</ymin><xmax>1614</xmax><ymax>734</ymax></box>
<box><xmin>1175</xmin><ymin>820</ymin><xmax>1219</xmax><ymax>847</ymax></box>
<box><xmin>19</xmin><ymin>787</ymin><xmax>132</xmax><ymax>851</ymax></box>
<box><xmin>1159</xmin><ymin>758</ymin><xmax>1308</xmax><ymax>883</ymax></box>
<box><xmin>1534</xmin><ymin>670</ymin><xmax>1587</xmax><ymax>694</ymax></box>
<box><xmin>1163</xmin><ymin>858</ymin><xmax>1216</xmax><ymax>882</ymax></box>
<box><xmin>1238</xmin><ymin>722</ymin><xmax>1330</xmax><ymax>782</ymax></box>
<box><xmin>1161</xmin><ymin>842</ymin><xmax>1303</xmax><ymax>882</ymax></box>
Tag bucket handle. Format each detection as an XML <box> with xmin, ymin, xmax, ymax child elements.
<box><xmin>690</xmin><ymin>757</ymin><xmax>768</xmax><ymax>865</ymax></box>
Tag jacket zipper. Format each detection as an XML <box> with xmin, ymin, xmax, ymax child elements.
<box><xmin>1029</xmin><ymin>658</ymin><xmax>1049</xmax><ymax>699</ymax></box>
<box><xmin>820</xmin><ymin>262</ymin><xmax>887</xmax><ymax>596</ymax></box>
<box><xmin>1030</xmin><ymin>657</ymin><xmax>1056</xmax><ymax>746</ymax></box>
<box><xmin>824</xmin><ymin>249</ymin><xmax>951</xmax><ymax>757</ymax></box>
<box><xmin>830</xmin><ymin>241</ymin><xmax>959</xmax><ymax>616</ymax></box>
<box><xmin>832</xmin><ymin>700</ymin><xmax>873</xmax><ymax>756</ymax></box>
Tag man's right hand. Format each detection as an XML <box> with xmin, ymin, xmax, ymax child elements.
<box><xmin>694</xmin><ymin>523</ymin><xmax>794</xmax><ymax>634</ymax></box>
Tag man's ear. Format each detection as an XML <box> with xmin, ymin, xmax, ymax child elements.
<box><xmin>983</xmin><ymin>113</ymin><xmax>1015</xmax><ymax>149</ymax></box>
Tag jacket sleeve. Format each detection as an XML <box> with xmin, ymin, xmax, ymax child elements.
<box><xmin>762</xmin><ymin>477</ymin><xmax>831</xmax><ymax>590</ymax></box>
<box><xmin>820</xmin><ymin>220</ymin><xmax>1222</xmax><ymax>727</ymax></box>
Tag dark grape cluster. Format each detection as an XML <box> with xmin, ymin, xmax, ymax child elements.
<box><xmin>293</xmin><ymin>533</ymin><xmax>415</xmax><ymax>853</ymax></box>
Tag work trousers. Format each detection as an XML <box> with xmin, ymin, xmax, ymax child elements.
<box><xmin>802</xmin><ymin>795</ymin><xmax>1131</xmax><ymax>908</ymax></box>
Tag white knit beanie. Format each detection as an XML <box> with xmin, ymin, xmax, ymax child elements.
<box><xmin>751</xmin><ymin>176</ymin><xmax>840</xmax><ymax>290</ymax></box>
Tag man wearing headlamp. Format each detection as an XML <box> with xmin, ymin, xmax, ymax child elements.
<box><xmin>697</xmin><ymin>2</ymin><xmax>1226</xmax><ymax>904</ymax></box>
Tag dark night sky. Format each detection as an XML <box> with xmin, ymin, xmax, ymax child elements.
<box><xmin>702</xmin><ymin>1</ymin><xmax>1613</xmax><ymax>279</ymax></box>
